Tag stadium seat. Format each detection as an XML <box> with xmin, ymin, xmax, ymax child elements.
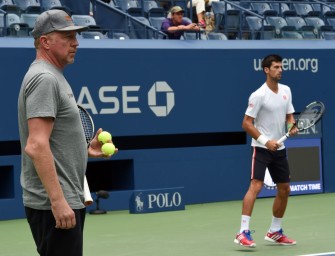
<box><xmin>109</xmin><ymin>32</ymin><xmax>130</xmax><ymax>39</ymax></box>
<box><xmin>285</xmin><ymin>16</ymin><xmax>317</xmax><ymax>39</ymax></box>
<box><xmin>20</xmin><ymin>13</ymin><xmax>38</xmax><ymax>31</ymax></box>
<box><xmin>270</xmin><ymin>2</ymin><xmax>297</xmax><ymax>18</ymax></box>
<box><xmin>266</xmin><ymin>16</ymin><xmax>297</xmax><ymax>38</ymax></box>
<box><xmin>250</xmin><ymin>2</ymin><xmax>277</xmax><ymax>17</ymax></box>
<box><xmin>13</xmin><ymin>0</ymin><xmax>41</xmax><ymax>14</ymax></box>
<box><xmin>79</xmin><ymin>31</ymin><xmax>106</xmax><ymax>39</ymax></box>
<box><xmin>6</xmin><ymin>13</ymin><xmax>29</xmax><ymax>36</ymax></box>
<box><xmin>180</xmin><ymin>31</ymin><xmax>207</xmax><ymax>40</ymax></box>
<box><xmin>143</xmin><ymin>0</ymin><xmax>165</xmax><ymax>17</ymax></box>
<box><xmin>149</xmin><ymin>16</ymin><xmax>165</xmax><ymax>30</ymax></box>
<box><xmin>114</xmin><ymin>0</ymin><xmax>142</xmax><ymax>17</ymax></box>
<box><xmin>207</xmin><ymin>32</ymin><xmax>228</xmax><ymax>40</ymax></box>
<box><xmin>0</xmin><ymin>0</ymin><xmax>20</xmax><ymax>14</ymax></box>
<box><xmin>311</xmin><ymin>3</ymin><xmax>335</xmax><ymax>18</ymax></box>
<box><xmin>40</xmin><ymin>0</ymin><xmax>72</xmax><ymax>15</ymax></box>
<box><xmin>281</xmin><ymin>26</ymin><xmax>304</xmax><ymax>39</ymax></box>
<box><xmin>326</xmin><ymin>17</ymin><xmax>335</xmax><ymax>30</ymax></box>
<box><xmin>304</xmin><ymin>16</ymin><xmax>333</xmax><ymax>37</ymax></box>
<box><xmin>71</xmin><ymin>14</ymin><xmax>102</xmax><ymax>31</ymax></box>
<box><xmin>321</xmin><ymin>31</ymin><xmax>335</xmax><ymax>39</ymax></box>
<box><xmin>211</xmin><ymin>1</ymin><xmax>241</xmax><ymax>37</ymax></box>
<box><xmin>245</xmin><ymin>16</ymin><xmax>275</xmax><ymax>39</ymax></box>
<box><xmin>0</xmin><ymin>13</ymin><xmax>5</xmax><ymax>36</ymax></box>
<box><xmin>292</xmin><ymin>3</ymin><xmax>321</xmax><ymax>17</ymax></box>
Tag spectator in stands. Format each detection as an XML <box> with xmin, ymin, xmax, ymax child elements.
<box><xmin>18</xmin><ymin>9</ymin><xmax>115</xmax><ymax>256</ymax></box>
<box><xmin>188</xmin><ymin>0</ymin><xmax>219</xmax><ymax>28</ymax></box>
<box><xmin>161</xmin><ymin>6</ymin><xmax>200</xmax><ymax>39</ymax></box>
<box><xmin>234</xmin><ymin>54</ymin><xmax>298</xmax><ymax>248</ymax></box>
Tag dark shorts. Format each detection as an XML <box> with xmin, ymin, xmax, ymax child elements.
<box><xmin>250</xmin><ymin>147</ymin><xmax>291</xmax><ymax>184</ymax></box>
<box><xmin>25</xmin><ymin>207</ymin><xmax>86</xmax><ymax>256</ymax></box>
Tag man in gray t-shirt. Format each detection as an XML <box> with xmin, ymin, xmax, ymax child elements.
<box><xmin>17</xmin><ymin>10</ymin><xmax>116</xmax><ymax>256</ymax></box>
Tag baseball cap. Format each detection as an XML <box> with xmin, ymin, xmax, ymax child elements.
<box><xmin>170</xmin><ymin>6</ymin><xmax>184</xmax><ymax>14</ymax></box>
<box><xmin>32</xmin><ymin>9</ymin><xmax>88</xmax><ymax>39</ymax></box>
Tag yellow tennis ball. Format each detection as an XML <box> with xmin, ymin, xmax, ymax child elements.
<box><xmin>98</xmin><ymin>131</ymin><xmax>112</xmax><ymax>144</ymax></box>
<box><xmin>101</xmin><ymin>143</ymin><xmax>115</xmax><ymax>156</ymax></box>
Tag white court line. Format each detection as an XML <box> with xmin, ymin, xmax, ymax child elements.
<box><xmin>298</xmin><ymin>253</ymin><xmax>335</xmax><ymax>256</ymax></box>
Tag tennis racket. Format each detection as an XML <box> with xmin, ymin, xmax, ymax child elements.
<box><xmin>78</xmin><ymin>105</ymin><xmax>94</xmax><ymax>206</ymax></box>
<box><xmin>277</xmin><ymin>101</ymin><xmax>325</xmax><ymax>144</ymax></box>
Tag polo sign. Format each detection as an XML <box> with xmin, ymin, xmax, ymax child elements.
<box><xmin>129</xmin><ymin>187</ymin><xmax>185</xmax><ymax>214</ymax></box>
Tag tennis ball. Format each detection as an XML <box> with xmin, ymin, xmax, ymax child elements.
<box><xmin>98</xmin><ymin>131</ymin><xmax>112</xmax><ymax>144</ymax></box>
<box><xmin>101</xmin><ymin>143</ymin><xmax>115</xmax><ymax>156</ymax></box>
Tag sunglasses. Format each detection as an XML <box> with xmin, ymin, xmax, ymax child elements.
<box><xmin>174</xmin><ymin>12</ymin><xmax>184</xmax><ymax>16</ymax></box>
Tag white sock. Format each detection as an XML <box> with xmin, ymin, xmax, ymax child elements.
<box><xmin>240</xmin><ymin>215</ymin><xmax>251</xmax><ymax>233</ymax></box>
<box><xmin>269</xmin><ymin>216</ymin><xmax>282</xmax><ymax>232</ymax></box>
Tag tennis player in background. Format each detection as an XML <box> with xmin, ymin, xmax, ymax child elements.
<box><xmin>17</xmin><ymin>10</ymin><xmax>111</xmax><ymax>256</ymax></box>
<box><xmin>234</xmin><ymin>54</ymin><xmax>298</xmax><ymax>248</ymax></box>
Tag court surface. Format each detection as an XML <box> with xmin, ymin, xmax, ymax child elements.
<box><xmin>1</xmin><ymin>193</ymin><xmax>334</xmax><ymax>256</ymax></box>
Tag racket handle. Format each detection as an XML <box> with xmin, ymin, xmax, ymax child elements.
<box><xmin>84</xmin><ymin>175</ymin><xmax>93</xmax><ymax>206</ymax></box>
<box><xmin>277</xmin><ymin>132</ymin><xmax>290</xmax><ymax>144</ymax></box>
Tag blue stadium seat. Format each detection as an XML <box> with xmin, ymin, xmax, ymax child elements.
<box><xmin>109</xmin><ymin>32</ymin><xmax>130</xmax><ymax>39</ymax></box>
<box><xmin>0</xmin><ymin>0</ymin><xmax>20</xmax><ymax>14</ymax></box>
<box><xmin>270</xmin><ymin>2</ymin><xmax>297</xmax><ymax>18</ymax></box>
<box><xmin>79</xmin><ymin>31</ymin><xmax>106</xmax><ymax>39</ymax></box>
<box><xmin>40</xmin><ymin>0</ymin><xmax>72</xmax><ymax>15</ymax></box>
<box><xmin>0</xmin><ymin>13</ymin><xmax>5</xmax><ymax>36</ymax></box>
<box><xmin>114</xmin><ymin>0</ymin><xmax>142</xmax><ymax>17</ymax></box>
<box><xmin>143</xmin><ymin>0</ymin><xmax>165</xmax><ymax>17</ymax></box>
<box><xmin>281</xmin><ymin>26</ymin><xmax>303</xmax><ymax>39</ymax></box>
<box><xmin>250</xmin><ymin>2</ymin><xmax>277</xmax><ymax>17</ymax></box>
<box><xmin>149</xmin><ymin>16</ymin><xmax>165</xmax><ymax>30</ymax></box>
<box><xmin>245</xmin><ymin>15</ymin><xmax>275</xmax><ymax>39</ymax></box>
<box><xmin>13</xmin><ymin>0</ymin><xmax>41</xmax><ymax>14</ymax></box>
<box><xmin>266</xmin><ymin>16</ymin><xmax>297</xmax><ymax>38</ymax></box>
<box><xmin>6</xmin><ymin>13</ymin><xmax>29</xmax><ymax>36</ymax></box>
<box><xmin>321</xmin><ymin>31</ymin><xmax>335</xmax><ymax>39</ymax></box>
<box><xmin>292</xmin><ymin>3</ymin><xmax>321</xmax><ymax>17</ymax></box>
<box><xmin>180</xmin><ymin>31</ymin><xmax>207</xmax><ymax>40</ymax></box>
<box><xmin>211</xmin><ymin>1</ymin><xmax>241</xmax><ymax>37</ymax></box>
<box><xmin>20</xmin><ymin>13</ymin><xmax>38</xmax><ymax>30</ymax></box>
<box><xmin>285</xmin><ymin>16</ymin><xmax>317</xmax><ymax>39</ymax></box>
<box><xmin>304</xmin><ymin>16</ymin><xmax>333</xmax><ymax>37</ymax></box>
<box><xmin>326</xmin><ymin>17</ymin><xmax>335</xmax><ymax>30</ymax></box>
<box><xmin>207</xmin><ymin>32</ymin><xmax>228</xmax><ymax>40</ymax></box>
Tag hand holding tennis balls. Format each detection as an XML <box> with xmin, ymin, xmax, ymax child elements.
<box><xmin>98</xmin><ymin>131</ymin><xmax>112</xmax><ymax>144</ymax></box>
<box><xmin>101</xmin><ymin>143</ymin><xmax>116</xmax><ymax>156</ymax></box>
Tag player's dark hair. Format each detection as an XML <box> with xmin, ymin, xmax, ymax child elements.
<box><xmin>261</xmin><ymin>54</ymin><xmax>283</xmax><ymax>70</ymax></box>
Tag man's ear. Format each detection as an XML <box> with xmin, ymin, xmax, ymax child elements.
<box><xmin>40</xmin><ymin>35</ymin><xmax>50</xmax><ymax>49</ymax></box>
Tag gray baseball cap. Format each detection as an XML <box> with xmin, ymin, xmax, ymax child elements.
<box><xmin>32</xmin><ymin>10</ymin><xmax>88</xmax><ymax>39</ymax></box>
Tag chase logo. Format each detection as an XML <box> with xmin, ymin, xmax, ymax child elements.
<box><xmin>148</xmin><ymin>81</ymin><xmax>175</xmax><ymax>117</ymax></box>
<box><xmin>129</xmin><ymin>187</ymin><xmax>185</xmax><ymax>214</ymax></box>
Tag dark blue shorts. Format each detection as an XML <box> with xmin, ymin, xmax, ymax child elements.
<box><xmin>250</xmin><ymin>147</ymin><xmax>291</xmax><ymax>184</ymax></box>
<box><xmin>25</xmin><ymin>207</ymin><xmax>86</xmax><ymax>256</ymax></box>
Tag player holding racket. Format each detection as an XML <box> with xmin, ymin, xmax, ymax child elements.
<box><xmin>18</xmin><ymin>10</ymin><xmax>115</xmax><ymax>256</ymax></box>
<box><xmin>234</xmin><ymin>54</ymin><xmax>298</xmax><ymax>248</ymax></box>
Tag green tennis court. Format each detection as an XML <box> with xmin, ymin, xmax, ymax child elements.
<box><xmin>1</xmin><ymin>193</ymin><xmax>334</xmax><ymax>256</ymax></box>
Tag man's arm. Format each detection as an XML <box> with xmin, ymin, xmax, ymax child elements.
<box><xmin>242</xmin><ymin>115</ymin><xmax>280</xmax><ymax>151</ymax></box>
<box><xmin>25</xmin><ymin>117</ymin><xmax>76</xmax><ymax>229</ymax></box>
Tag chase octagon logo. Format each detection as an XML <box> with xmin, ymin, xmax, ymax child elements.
<box><xmin>148</xmin><ymin>81</ymin><xmax>175</xmax><ymax>117</ymax></box>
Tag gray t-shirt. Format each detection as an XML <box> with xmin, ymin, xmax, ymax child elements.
<box><xmin>18</xmin><ymin>60</ymin><xmax>88</xmax><ymax>210</ymax></box>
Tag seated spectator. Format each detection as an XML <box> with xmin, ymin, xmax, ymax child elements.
<box><xmin>188</xmin><ymin>0</ymin><xmax>219</xmax><ymax>28</ymax></box>
<box><xmin>161</xmin><ymin>6</ymin><xmax>200</xmax><ymax>40</ymax></box>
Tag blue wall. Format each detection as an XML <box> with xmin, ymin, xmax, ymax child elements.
<box><xmin>0</xmin><ymin>39</ymin><xmax>334</xmax><ymax>220</ymax></box>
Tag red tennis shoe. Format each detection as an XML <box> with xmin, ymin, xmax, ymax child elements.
<box><xmin>234</xmin><ymin>230</ymin><xmax>256</xmax><ymax>248</ymax></box>
<box><xmin>264</xmin><ymin>229</ymin><xmax>296</xmax><ymax>245</ymax></box>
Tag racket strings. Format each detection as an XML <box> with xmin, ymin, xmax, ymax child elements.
<box><xmin>79</xmin><ymin>109</ymin><xmax>94</xmax><ymax>144</ymax></box>
<box><xmin>296</xmin><ymin>102</ymin><xmax>325</xmax><ymax>130</ymax></box>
